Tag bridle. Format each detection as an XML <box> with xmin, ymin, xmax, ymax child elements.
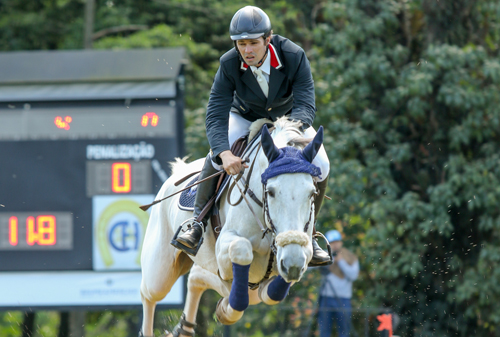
<box><xmin>262</xmin><ymin>181</ymin><xmax>316</xmax><ymax>237</ymax></box>
<box><xmin>228</xmin><ymin>133</ymin><xmax>318</xmax><ymax>244</ymax></box>
<box><xmin>227</xmin><ymin>132</ymin><xmax>318</xmax><ymax>289</ymax></box>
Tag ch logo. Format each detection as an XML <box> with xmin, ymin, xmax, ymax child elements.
<box><xmin>96</xmin><ymin>199</ymin><xmax>149</xmax><ymax>267</ymax></box>
<box><xmin>108</xmin><ymin>221</ymin><xmax>140</xmax><ymax>251</ymax></box>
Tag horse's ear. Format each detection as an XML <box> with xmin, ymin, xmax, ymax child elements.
<box><xmin>261</xmin><ymin>124</ymin><xmax>280</xmax><ymax>163</ymax></box>
<box><xmin>302</xmin><ymin>126</ymin><xmax>324</xmax><ymax>163</ymax></box>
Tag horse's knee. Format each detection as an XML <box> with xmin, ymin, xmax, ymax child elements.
<box><xmin>228</xmin><ymin>238</ymin><xmax>253</xmax><ymax>265</ymax></box>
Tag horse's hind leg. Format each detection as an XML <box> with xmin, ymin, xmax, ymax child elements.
<box><xmin>141</xmin><ymin>251</ymin><xmax>193</xmax><ymax>337</ymax></box>
<box><xmin>167</xmin><ymin>264</ymin><xmax>231</xmax><ymax>336</ymax></box>
<box><xmin>140</xmin><ymin>294</ymin><xmax>157</xmax><ymax>337</ymax></box>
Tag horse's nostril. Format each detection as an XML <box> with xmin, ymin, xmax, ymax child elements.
<box><xmin>280</xmin><ymin>259</ymin><xmax>288</xmax><ymax>274</ymax></box>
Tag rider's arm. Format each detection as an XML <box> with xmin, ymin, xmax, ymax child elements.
<box><xmin>289</xmin><ymin>49</ymin><xmax>316</xmax><ymax>129</ymax></box>
<box><xmin>206</xmin><ymin>63</ymin><xmax>235</xmax><ymax>164</ymax></box>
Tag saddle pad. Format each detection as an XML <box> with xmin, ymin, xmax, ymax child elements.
<box><xmin>177</xmin><ymin>175</ymin><xmax>199</xmax><ymax>211</ymax></box>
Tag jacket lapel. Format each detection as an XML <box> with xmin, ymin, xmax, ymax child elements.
<box><xmin>267</xmin><ymin>67</ymin><xmax>285</xmax><ymax>105</ymax></box>
<box><xmin>240</xmin><ymin>68</ymin><xmax>268</xmax><ymax>103</ymax></box>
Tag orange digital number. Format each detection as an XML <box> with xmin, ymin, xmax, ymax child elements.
<box><xmin>8</xmin><ymin>216</ymin><xmax>18</xmax><ymax>246</ymax></box>
<box><xmin>141</xmin><ymin>112</ymin><xmax>159</xmax><ymax>127</ymax></box>
<box><xmin>26</xmin><ymin>215</ymin><xmax>57</xmax><ymax>246</ymax></box>
<box><xmin>112</xmin><ymin>162</ymin><xmax>132</xmax><ymax>193</ymax></box>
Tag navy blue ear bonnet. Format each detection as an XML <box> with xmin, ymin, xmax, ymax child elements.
<box><xmin>261</xmin><ymin>146</ymin><xmax>321</xmax><ymax>184</ymax></box>
<box><xmin>260</xmin><ymin>124</ymin><xmax>323</xmax><ymax>184</ymax></box>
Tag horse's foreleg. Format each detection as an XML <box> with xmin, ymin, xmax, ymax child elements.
<box><xmin>258</xmin><ymin>275</ymin><xmax>292</xmax><ymax>305</ymax></box>
<box><xmin>169</xmin><ymin>264</ymin><xmax>231</xmax><ymax>336</ymax></box>
<box><xmin>215</xmin><ymin>234</ymin><xmax>255</xmax><ymax>323</ymax></box>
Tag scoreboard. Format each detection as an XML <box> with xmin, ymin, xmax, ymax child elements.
<box><xmin>0</xmin><ymin>100</ymin><xmax>184</xmax><ymax>309</ymax></box>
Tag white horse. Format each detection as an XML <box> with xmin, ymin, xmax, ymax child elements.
<box><xmin>139</xmin><ymin>118</ymin><xmax>325</xmax><ymax>337</ymax></box>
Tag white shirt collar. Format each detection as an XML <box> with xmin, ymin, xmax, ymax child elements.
<box><xmin>250</xmin><ymin>50</ymin><xmax>271</xmax><ymax>76</ymax></box>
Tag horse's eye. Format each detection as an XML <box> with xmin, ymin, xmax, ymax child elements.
<box><xmin>266</xmin><ymin>188</ymin><xmax>275</xmax><ymax>198</ymax></box>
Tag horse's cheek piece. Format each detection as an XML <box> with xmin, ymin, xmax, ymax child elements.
<box><xmin>267</xmin><ymin>275</ymin><xmax>291</xmax><ymax>302</ymax></box>
<box><xmin>229</xmin><ymin>263</ymin><xmax>250</xmax><ymax>312</ymax></box>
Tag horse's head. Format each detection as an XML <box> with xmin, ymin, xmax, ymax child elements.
<box><xmin>260</xmin><ymin>123</ymin><xmax>324</xmax><ymax>282</ymax></box>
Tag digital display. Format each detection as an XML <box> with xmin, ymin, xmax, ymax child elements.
<box><xmin>0</xmin><ymin>105</ymin><xmax>176</xmax><ymax>140</ymax></box>
<box><xmin>0</xmin><ymin>212</ymin><xmax>73</xmax><ymax>250</ymax></box>
<box><xmin>86</xmin><ymin>160</ymin><xmax>152</xmax><ymax>196</ymax></box>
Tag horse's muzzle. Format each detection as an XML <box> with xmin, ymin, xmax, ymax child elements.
<box><xmin>280</xmin><ymin>259</ymin><xmax>304</xmax><ymax>282</ymax></box>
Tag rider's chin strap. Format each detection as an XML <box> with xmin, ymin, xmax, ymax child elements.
<box><xmin>235</xmin><ymin>36</ymin><xmax>270</xmax><ymax>68</ymax></box>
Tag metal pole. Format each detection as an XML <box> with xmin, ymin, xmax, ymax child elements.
<box><xmin>224</xmin><ymin>324</ymin><xmax>231</xmax><ymax>337</ymax></box>
<box><xmin>364</xmin><ymin>311</ymin><xmax>369</xmax><ymax>337</ymax></box>
<box><xmin>84</xmin><ymin>0</ymin><xmax>95</xmax><ymax>49</ymax></box>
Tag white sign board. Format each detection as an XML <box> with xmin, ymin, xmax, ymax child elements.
<box><xmin>0</xmin><ymin>271</ymin><xmax>183</xmax><ymax>308</ymax></box>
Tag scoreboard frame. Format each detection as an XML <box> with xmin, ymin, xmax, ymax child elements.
<box><xmin>0</xmin><ymin>47</ymin><xmax>187</xmax><ymax>311</ymax></box>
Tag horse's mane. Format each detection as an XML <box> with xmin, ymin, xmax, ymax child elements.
<box><xmin>170</xmin><ymin>117</ymin><xmax>312</xmax><ymax>175</ymax></box>
<box><xmin>270</xmin><ymin>117</ymin><xmax>312</xmax><ymax>149</ymax></box>
<box><xmin>249</xmin><ymin>117</ymin><xmax>311</xmax><ymax>148</ymax></box>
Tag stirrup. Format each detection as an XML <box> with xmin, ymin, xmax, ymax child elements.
<box><xmin>309</xmin><ymin>232</ymin><xmax>333</xmax><ymax>266</ymax></box>
<box><xmin>170</xmin><ymin>218</ymin><xmax>205</xmax><ymax>257</ymax></box>
<box><xmin>168</xmin><ymin>313</ymin><xmax>197</xmax><ymax>337</ymax></box>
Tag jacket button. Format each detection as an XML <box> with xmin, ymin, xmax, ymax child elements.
<box><xmin>268</xmin><ymin>108</ymin><xmax>272</xmax><ymax>111</ymax></box>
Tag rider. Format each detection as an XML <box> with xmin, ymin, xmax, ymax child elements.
<box><xmin>171</xmin><ymin>5</ymin><xmax>331</xmax><ymax>267</ymax></box>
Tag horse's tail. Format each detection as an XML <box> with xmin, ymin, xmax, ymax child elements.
<box><xmin>169</xmin><ymin>156</ymin><xmax>191</xmax><ymax>176</ymax></box>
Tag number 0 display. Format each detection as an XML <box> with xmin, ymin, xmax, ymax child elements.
<box><xmin>112</xmin><ymin>163</ymin><xmax>132</xmax><ymax>193</ymax></box>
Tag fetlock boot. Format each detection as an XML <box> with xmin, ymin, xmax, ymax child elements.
<box><xmin>171</xmin><ymin>153</ymin><xmax>220</xmax><ymax>256</ymax></box>
<box><xmin>309</xmin><ymin>175</ymin><xmax>333</xmax><ymax>267</ymax></box>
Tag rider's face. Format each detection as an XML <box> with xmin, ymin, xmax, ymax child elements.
<box><xmin>236</xmin><ymin>37</ymin><xmax>269</xmax><ymax>67</ymax></box>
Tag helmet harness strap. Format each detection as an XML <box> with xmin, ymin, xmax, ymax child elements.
<box><xmin>235</xmin><ymin>35</ymin><xmax>270</xmax><ymax>68</ymax></box>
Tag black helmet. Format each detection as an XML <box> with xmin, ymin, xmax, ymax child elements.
<box><xmin>229</xmin><ymin>6</ymin><xmax>271</xmax><ymax>40</ymax></box>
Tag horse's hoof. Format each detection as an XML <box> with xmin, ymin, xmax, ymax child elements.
<box><xmin>215</xmin><ymin>298</ymin><xmax>241</xmax><ymax>325</ymax></box>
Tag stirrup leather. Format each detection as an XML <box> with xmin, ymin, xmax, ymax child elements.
<box><xmin>169</xmin><ymin>313</ymin><xmax>197</xmax><ymax>337</ymax></box>
<box><xmin>170</xmin><ymin>218</ymin><xmax>205</xmax><ymax>257</ymax></box>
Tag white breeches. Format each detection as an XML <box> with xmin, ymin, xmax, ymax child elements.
<box><xmin>213</xmin><ymin>112</ymin><xmax>330</xmax><ymax>182</ymax></box>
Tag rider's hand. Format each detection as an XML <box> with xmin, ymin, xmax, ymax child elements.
<box><xmin>219</xmin><ymin>150</ymin><xmax>249</xmax><ymax>175</ymax></box>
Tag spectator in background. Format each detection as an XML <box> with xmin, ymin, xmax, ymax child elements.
<box><xmin>317</xmin><ymin>230</ymin><xmax>360</xmax><ymax>337</ymax></box>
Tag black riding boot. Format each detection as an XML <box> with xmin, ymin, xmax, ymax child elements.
<box><xmin>171</xmin><ymin>154</ymin><xmax>220</xmax><ymax>256</ymax></box>
<box><xmin>309</xmin><ymin>175</ymin><xmax>333</xmax><ymax>267</ymax></box>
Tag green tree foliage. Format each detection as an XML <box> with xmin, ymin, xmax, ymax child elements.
<box><xmin>312</xmin><ymin>0</ymin><xmax>500</xmax><ymax>335</ymax></box>
<box><xmin>2</xmin><ymin>0</ymin><xmax>500</xmax><ymax>336</ymax></box>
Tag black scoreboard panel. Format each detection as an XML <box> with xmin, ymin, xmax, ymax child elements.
<box><xmin>0</xmin><ymin>100</ymin><xmax>181</xmax><ymax>272</ymax></box>
<box><xmin>0</xmin><ymin>138</ymin><xmax>175</xmax><ymax>271</ymax></box>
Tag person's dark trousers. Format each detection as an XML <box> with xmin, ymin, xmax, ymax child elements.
<box><xmin>317</xmin><ymin>296</ymin><xmax>352</xmax><ymax>337</ymax></box>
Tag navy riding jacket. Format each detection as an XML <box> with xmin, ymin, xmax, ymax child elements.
<box><xmin>206</xmin><ymin>35</ymin><xmax>316</xmax><ymax>161</ymax></box>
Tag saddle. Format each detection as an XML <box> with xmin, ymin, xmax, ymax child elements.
<box><xmin>176</xmin><ymin>135</ymin><xmax>249</xmax><ymax>237</ymax></box>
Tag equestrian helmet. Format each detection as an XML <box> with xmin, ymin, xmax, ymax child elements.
<box><xmin>230</xmin><ymin>6</ymin><xmax>272</xmax><ymax>40</ymax></box>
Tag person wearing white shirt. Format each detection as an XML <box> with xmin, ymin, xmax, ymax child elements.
<box><xmin>318</xmin><ymin>230</ymin><xmax>360</xmax><ymax>337</ymax></box>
